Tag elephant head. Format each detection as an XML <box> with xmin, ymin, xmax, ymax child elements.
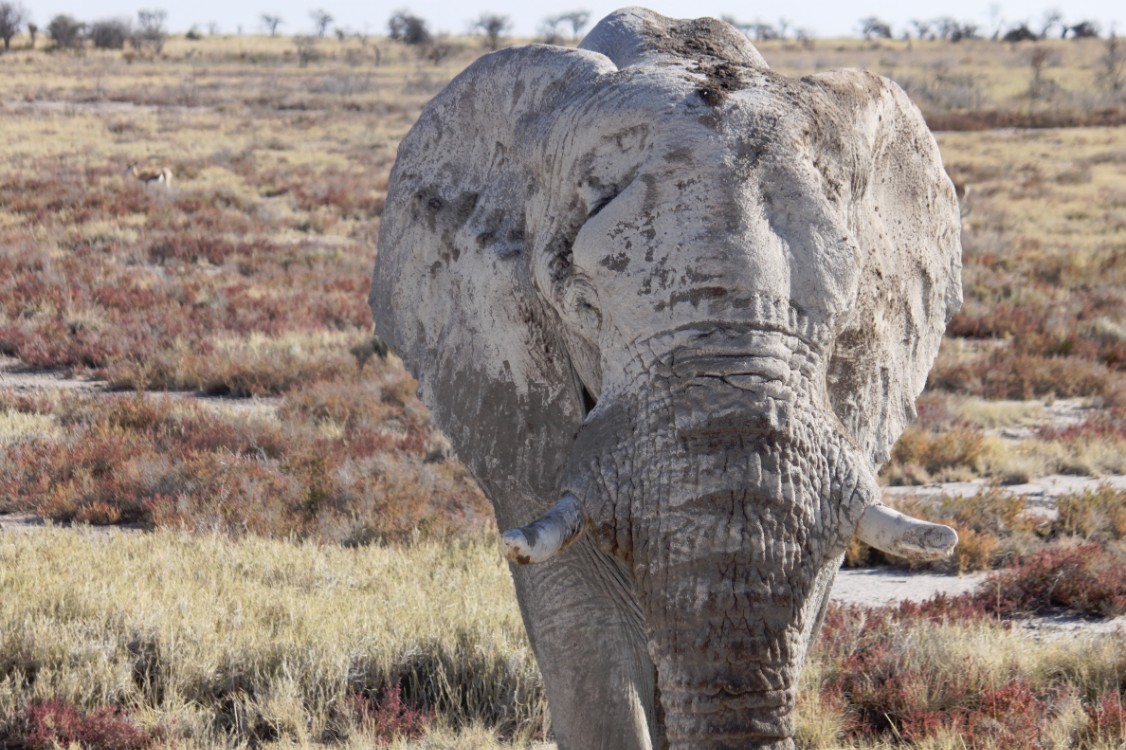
<box><xmin>371</xmin><ymin>8</ymin><xmax>961</xmax><ymax>748</ymax></box>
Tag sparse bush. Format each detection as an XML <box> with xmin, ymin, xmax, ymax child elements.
<box><xmin>293</xmin><ymin>34</ymin><xmax>319</xmax><ymax>66</ymax></box>
<box><xmin>1054</xmin><ymin>485</ymin><xmax>1126</xmax><ymax>540</ymax></box>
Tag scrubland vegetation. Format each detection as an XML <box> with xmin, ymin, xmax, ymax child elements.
<box><xmin>0</xmin><ymin>28</ymin><xmax>1123</xmax><ymax>749</ymax></box>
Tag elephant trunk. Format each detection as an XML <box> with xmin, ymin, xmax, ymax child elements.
<box><xmin>502</xmin><ymin>340</ymin><xmax>954</xmax><ymax>747</ymax></box>
<box><xmin>573</xmin><ymin>352</ymin><xmax>869</xmax><ymax>748</ymax></box>
<box><xmin>633</xmin><ymin>399</ymin><xmax>868</xmax><ymax>748</ymax></box>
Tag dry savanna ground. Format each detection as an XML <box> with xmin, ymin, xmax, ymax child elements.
<box><xmin>0</xmin><ymin>30</ymin><xmax>1123</xmax><ymax>749</ymax></box>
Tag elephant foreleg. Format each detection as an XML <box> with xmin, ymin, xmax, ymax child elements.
<box><xmin>511</xmin><ymin>537</ymin><xmax>660</xmax><ymax>750</ymax></box>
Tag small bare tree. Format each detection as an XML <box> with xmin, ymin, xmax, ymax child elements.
<box><xmin>1027</xmin><ymin>46</ymin><xmax>1058</xmax><ymax>109</ymax></box>
<box><xmin>473</xmin><ymin>13</ymin><xmax>511</xmax><ymax>51</ymax></box>
<box><xmin>310</xmin><ymin>9</ymin><xmax>333</xmax><ymax>37</ymax></box>
<box><xmin>1040</xmin><ymin>8</ymin><xmax>1063</xmax><ymax>38</ymax></box>
<box><xmin>859</xmin><ymin>16</ymin><xmax>892</xmax><ymax>39</ymax></box>
<box><xmin>26</xmin><ymin>20</ymin><xmax>35</xmax><ymax>46</ymax></box>
<box><xmin>261</xmin><ymin>14</ymin><xmax>283</xmax><ymax>36</ymax></box>
<box><xmin>134</xmin><ymin>9</ymin><xmax>167</xmax><ymax>54</ymax></box>
<box><xmin>0</xmin><ymin>1</ymin><xmax>28</xmax><ymax>51</ymax></box>
<box><xmin>1098</xmin><ymin>32</ymin><xmax>1124</xmax><ymax>96</ymax></box>
<box><xmin>538</xmin><ymin>15</ymin><xmax>565</xmax><ymax>44</ymax></box>
<box><xmin>557</xmin><ymin>10</ymin><xmax>590</xmax><ymax>40</ymax></box>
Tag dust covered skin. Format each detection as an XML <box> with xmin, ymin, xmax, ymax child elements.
<box><xmin>371</xmin><ymin>7</ymin><xmax>961</xmax><ymax>748</ymax></box>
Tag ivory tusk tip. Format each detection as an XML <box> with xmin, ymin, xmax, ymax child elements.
<box><xmin>856</xmin><ymin>503</ymin><xmax>959</xmax><ymax>561</ymax></box>
<box><xmin>500</xmin><ymin>493</ymin><xmax>587</xmax><ymax>565</ymax></box>
<box><xmin>501</xmin><ymin>529</ymin><xmax>536</xmax><ymax>565</ymax></box>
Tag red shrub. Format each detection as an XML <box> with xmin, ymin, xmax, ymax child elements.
<box><xmin>18</xmin><ymin>699</ymin><xmax>161</xmax><ymax>750</ymax></box>
<box><xmin>1083</xmin><ymin>692</ymin><xmax>1126</xmax><ymax>745</ymax></box>
<box><xmin>973</xmin><ymin>543</ymin><xmax>1126</xmax><ymax>618</ymax></box>
<box><xmin>350</xmin><ymin>684</ymin><xmax>432</xmax><ymax>744</ymax></box>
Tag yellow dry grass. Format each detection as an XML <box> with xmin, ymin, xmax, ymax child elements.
<box><xmin>0</xmin><ymin>408</ymin><xmax>58</xmax><ymax>446</ymax></box>
<box><xmin>1</xmin><ymin>528</ymin><xmax>1120</xmax><ymax>748</ymax></box>
<box><xmin>0</xmin><ymin>529</ymin><xmax>546</xmax><ymax>746</ymax></box>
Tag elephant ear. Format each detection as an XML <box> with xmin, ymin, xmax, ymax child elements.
<box><xmin>814</xmin><ymin>71</ymin><xmax>963</xmax><ymax>466</ymax></box>
<box><xmin>370</xmin><ymin>46</ymin><xmax>614</xmax><ymax>517</ymax></box>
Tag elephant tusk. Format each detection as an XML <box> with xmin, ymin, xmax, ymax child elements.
<box><xmin>501</xmin><ymin>493</ymin><xmax>588</xmax><ymax>564</ymax></box>
<box><xmin>855</xmin><ymin>504</ymin><xmax>958</xmax><ymax>561</ymax></box>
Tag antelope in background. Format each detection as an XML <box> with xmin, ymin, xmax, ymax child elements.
<box><xmin>124</xmin><ymin>162</ymin><xmax>173</xmax><ymax>188</ymax></box>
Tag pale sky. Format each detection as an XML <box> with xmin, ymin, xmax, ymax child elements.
<box><xmin>21</xmin><ymin>0</ymin><xmax>1125</xmax><ymax>40</ymax></box>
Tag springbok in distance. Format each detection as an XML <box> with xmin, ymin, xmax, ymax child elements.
<box><xmin>124</xmin><ymin>162</ymin><xmax>173</xmax><ymax>188</ymax></box>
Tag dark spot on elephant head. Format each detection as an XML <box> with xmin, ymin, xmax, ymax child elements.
<box><xmin>414</xmin><ymin>187</ymin><xmax>482</xmax><ymax>264</ymax></box>
<box><xmin>600</xmin><ymin>252</ymin><xmax>630</xmax><ymax>272</ymax></box>
<box><xmin>691</xmin><ymin>62</ymin><xmax>748</xmax><ymax>108</ymax></box>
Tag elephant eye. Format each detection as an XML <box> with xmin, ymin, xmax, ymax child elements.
<box><xmin>585</xmin><ymin>189</ymin><xmax>621</xmax><ymax>220</ymax></box>
<box><xmin>580</xmin><ymin>383</ymin><xmax>598</xmax><ymax>415</ymax></box>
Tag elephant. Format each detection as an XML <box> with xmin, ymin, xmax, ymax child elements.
<box><xmin>369</xmin><ymin>8</ymin><xmax>962</xmax><ymax>749</ymax></box>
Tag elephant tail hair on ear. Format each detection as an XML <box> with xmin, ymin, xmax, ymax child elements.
<box><xmin>502</xmin><ymin>494</ymin><xmax>588</xmax><ymax>564</ymax></box>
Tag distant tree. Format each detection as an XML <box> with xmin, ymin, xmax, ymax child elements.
<box><xmin>859</xmin><ymin>16</ymin><xmax>892</xmax><ymax>39</ymax></box>
<box><xmin>910</xmin><ymin>19</ymin><xmax>933</xmax><ymax>39</ymax></box>
<box><xmin>310</xmin><ymin>9</ymin><xmax>333</xmax><ymax>37</ymax></box>
<box><xmin>47</xmin><ymin>14</ymin><xmax>84</xmax><ymax>50</ymax></box>
<box><xmin>207</xmin><ymin>21</ymin><xmax>220</xmax><ymax>36</ymax></box>
<box><xmin>388</xmin><ymin>10</ymin><xmax>431</xmax><ymax>45</ymax></box>
<box><xmin>749</xmin><ymin>21</ymin><xmax>779</xmax><ymax>40</ymax></box>
<box><xmin>931</xmin><ymin>17</ymin><xmax>978</xmax><ymax>42</ymax></box>
<box><xmin>261</xmin><ymin>14</ymin><xmax>283</xmax><ymax>36</ymax></box>
<box><xmin>89</xmin><ymin>18</ymin><xmax>132</xmax><ymax>49</ymax></box>
<box><xmin>1039</xmin><ymin>8</ymin><xmax>1063</xmax><ymax>38</ymax></box>
<box><xmin>1003</xmin><ymin>24</ymin><xmax>1038</xmax><ymax>43</ymax></box>
<box><xmin>952</xmin><ymin>23</ymin><xmax>979</xmax><ymax>41</ymax></box>
<box><xmin>134</xmin><ymin>9</ymin><xmax>167</xmax><ymax>53</ymax></box>
<box><xmin>557</xmin><ymin>10</ymin><xmax>590</xmax><ymax>39</ymax></box>
<box><xmin>473</xmin><ymin>13</ymin><xmax>511</xmax><ymax>50</ymax></box>
<box><xmin>1065</xmin><ymin>21</ymin><xmax>1100</xmax><ymax>39</ymax></box>
<box><xmin>0</xmin><ymin>1</ymin><xmax>28</xmax><ymax>50</ymax></box>
<box><xmin>26</xmin><ymin>20</ymin><xmax>36</xmax><ymax>47</ymax></box>
<box><xmin>538</xmin><ymin>14</ymin><xmax>565</xmax><ymax>44</ymax></box>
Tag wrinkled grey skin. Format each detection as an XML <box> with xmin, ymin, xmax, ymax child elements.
<box><xmin>370</xmin><ymin>8</ymin><xmax>962</xmax><ymax>748</ymax></box>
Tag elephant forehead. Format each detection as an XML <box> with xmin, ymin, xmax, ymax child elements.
<box><xmin>553</xmin><ymin>82</ymin><xmax>861</xmax><ymax>340</ymax></box>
